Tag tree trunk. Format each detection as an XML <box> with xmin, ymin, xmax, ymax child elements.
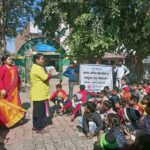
<box><xmin>134</xmin><ymin>56</ymin><xmax>144</xmax><ymax>82</ymax></box>
<box><xmin>1</xmin><ymin>34</ymin><xmax>6</xmax><ymax>55</ymax></box>
<box><xmin>0</xmin><ymin>1</ymin><xmax>7</xmax><ymax>55</ymax></box>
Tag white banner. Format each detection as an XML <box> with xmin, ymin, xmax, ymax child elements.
<box><xmin>80</xmin><ymin>64</ymin><xmax>113</xmax><ymax>92</ymax></box>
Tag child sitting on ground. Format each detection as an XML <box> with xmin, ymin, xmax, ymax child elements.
<box><xmin>71</xmin><ymin>93</ymin><xmax>82</xmax><ymax>121</ymax></box>
<box><xmin>71</xmin><ymin>85</ymin><xmax>97</xmax><ymax>121</ymax></box>
<box><xmin>137</xmin><ymin>102</ymin><xmax>150</xmax><ymax>135</ymax></box>
<box><xmin>94</xmin><ymin>113</ymin><xmax>127</xmax><ymax>150</ymax></box>
<box><xmin>138</xmin><ymin>82</ymin><xmax>147</xmax><ymax>102</ymax></box>
<box><xmin>119</xmin><ymin>107</ymin><xmax>141</xmax><ymax>137</ymax></box>
<box><xmin>77</xmin><ymin>101</ymin><xmax>103</xmax><ymax>139</ymax></box>
<box><xmin>103</xmin><ymin>86</ymin><xmax>111</xmax><ymax>98</ymax></box>
<box><xmin>144</xmin><ymin>82</ymin><xmax>150</xmax><ymax>95</ymax></box>
<box><xmin>109</xmin><ymin>87</ymin><xmax>120</xmax><ymax>110</ymax></box>
<box><xmin>94</xmin><ymin>90</ymin><xmax>109</xmax><ymax>111</ymax></box>
<box><xmin>50</xmin><ymin>84</ymin><xmax>72</xmax><ymax>115</ymax></box>
<box><xmin>140</xmin><ymin>95</ymin><xmax>150</xmax><ymax>115</ymax></box>
<box><xmin>115</xmin><ymin>98</ymin><xmax>125</xmax><ymax>114</ymax></box>
<box><xmin>121</xmin><ymin>78</ymin><xmax>131</xmax><ymax>102</ymax></box>
<box><xmin>100</xmin><ymin>100</ymin><xmax>116</xmax><ymax>121</ymax></box>
<box><xmin>78</xmin><ymin>84</ymin><xmax>97</xmax><ymax>103</ymax></box>
<box><xmin>128</xmin><ymin>96</ymin><xmax>144</xmax><ymax>116</ymax></box>
<box><xmin>132</xmin><ymin>83</ymin><xmax>141</xmax><ymax>98</ymax></box>
<box><xmin>98</xmin><ymin>90</ymin><xmax>109</xmax><ymax>102</ymax></box>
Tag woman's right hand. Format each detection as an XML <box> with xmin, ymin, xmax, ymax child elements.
<box><xmin>0</xmin><ymin>90</ymin><xmax>7</xmax><ymax>97</ymax></box>
<box><xmin>47</xmin><ymin>72</ymin><xmax>52</xmax><ymax>80</ymax></box>
<box><xmin>48</xmin><ymin>71</ymin><xmax>52</xmax><ymax>76</ymax></box>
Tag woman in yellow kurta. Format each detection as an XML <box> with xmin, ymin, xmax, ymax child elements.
<box><xmin>30</xmin><ymin>53</ymin><xmax>51</xmax><ymax>133</ymax></box>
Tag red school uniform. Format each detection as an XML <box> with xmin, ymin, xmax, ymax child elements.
<box><xmin>78</xmin><ymin>89</ymin><xmax>96</xmax><ymax>103</ymax></box>
<box><xmin>145</xmin><ymin>85</ymin><xmax>150</xmax><ymax>95</ymax></box>
<box><xmin>128</xmin><ymin>104</ymin><xmax>144</xmax><ymax>116</ymax></box>
<box><xmin>50</xmin><ymin>89</ymin><xmax>68</xmax><ymax>101</ymax></box>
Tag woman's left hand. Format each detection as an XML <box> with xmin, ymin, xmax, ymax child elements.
<box><xmin>0</xmin><ymin>90</ymin><xmax>7</xmax><ymax>97</ymax></box>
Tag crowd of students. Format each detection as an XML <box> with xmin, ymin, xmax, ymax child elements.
<box><xmin>1</xmin><ymin>54</ymin><xmax>150</xmax><ymax>150</ymax></box>
<box><xmin>50</xmin><ymin>78</ymin><xmax>150</xmax><ymax>150</ymax></box>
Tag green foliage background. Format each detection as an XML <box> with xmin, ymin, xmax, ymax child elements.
<box><xmin>34</xmin><ymin>0</ymin><xmax>150</xmax><ymax>62</ymax></box>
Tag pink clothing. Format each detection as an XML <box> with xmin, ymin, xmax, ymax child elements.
<box><xmin>73</xmin><ymin>103</ymin><xmax>82</xmax><ymax>117</ymax></box>
<box><xmin>107</xmin><ymin>108</ymin><xmax>116</xmax><ymax>114</ymax></box>
<box><xmin>145</xmin><ymin>85</ymin><xmax>150</xmax><ymax>95</ymax></box>
<box><xmin>0</xmin><ymin>65</ymin><xmax>21</xmax><ymax>93</ymax></box>
<box><xmin>78</xmin><ymin>90</ymin><xmax>96</xmax><ymax>103</ymax></box>
<box><xmin>72</xmin><ymin>90</ymin><xmax>96</xmax><ymax>118</ymax></box>
<box><xmin>62</xmin><ymin>101</ymin><xmax>72</xmax><ymax>110</ymax></box>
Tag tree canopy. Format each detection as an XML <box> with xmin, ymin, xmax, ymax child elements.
<box><xmin>0</xmin><ymin>0</ymin><xmax>35</xmax><ymax>55</ymax></box>
<box><xmin>34</xmin><ymin>0</ymin><xmax>150</xmax><ymax>62</ymax></box>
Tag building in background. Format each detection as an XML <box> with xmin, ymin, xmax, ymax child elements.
<box><xmin>101</xmin><ymin>52</ymin><xmax>126</xmax><ymax>65</ymax></box>
<box><xmin>15</xmin><ymin>22</ymin><xmax>66</xmax><ymax>82</ymax></box>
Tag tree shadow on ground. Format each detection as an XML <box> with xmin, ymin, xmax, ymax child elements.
<box><xmin>22</xmin><ymin>102</ymin><xmax>31</xmax><ymax>110</ymax></box>
<box><xmin>0</xmin><ymin>126</ymin><xmax>9</xmax><ymax>150</ymax></box>
<box><xmin>10</xmin><ymin>119</ymin><xmax>30</xmax><ymax>129</ymax></box>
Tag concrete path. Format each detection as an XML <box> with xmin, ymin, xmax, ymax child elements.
<box><xmin>0</xmin><ymin>79</ymin><xmax>97</xmax><ymax>150</ymax></box>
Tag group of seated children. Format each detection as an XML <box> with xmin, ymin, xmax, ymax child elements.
<box><xmin>50</xmin><ymin>79</ymin><xmax>150</xmax><ymax>150</ymax></box>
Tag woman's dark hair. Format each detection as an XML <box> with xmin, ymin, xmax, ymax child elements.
<box><xmin>1</xmin><ymin>55</ymin><xmax>11</xmax><ymax>65</ymax></box>
<box><xmin>56</xmin><ymin>84</ymin><xmax>62</xmax><ymax>89</ymax></box>
<box><xmin>33</xmin><ymin>53</ymin><xmax>44</xmax><ymax>64</ymax></box>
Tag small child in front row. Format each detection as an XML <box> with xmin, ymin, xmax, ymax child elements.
<box><xmin>94</xmin><ymin>113</ymin><xmax>127</xmax><ymax>150</ymax></box>
<box><xmin>115</xmin><ymin>98</ymin><xmax>125</xmax><ymax>114</ymax></box>
<box><xmin>132</xmin><ymin>83</ymin><xmax>141</xmax><ymax>98</ymax></box>
<box><xmin>50</xmin><ymin>84</ymin><xmax>72</xmax><ymax>115</ymax></box>
<box><xmin>139</xmin><ymin>95</ymin><xmax>150</xmax><ymax>115</ymax></box>
<box><xmin>137</xmin><ymin>102</ymin><xmax>150</xmax><ymax>135</ymax></box>
<box><xmin>77</xmin><ymin>101</ymin><xmax>103</xmax><ymax>139</ymax></box>
<box><xmin>78</xmin><ymin>84</ymin><xmax>97</xmax><ymax>103</ymax></box>
<box><xmin>71</xmin><ymin>93</ymin><xmax>82</xmax><ymax>121</ymax></box>
<box><xmin>128</xmin><ymin>96</ymin><xmax>144</xmax><ymax>116</ymax></box>
<box><xmin>138</xmin><ymin>82</ymin><xmax>147</xmax><ymax>102</ymax></box>
<box><xmin>100</xmin><ymin>100</ymin><xmax>116</xmax><ymax>121</ymax></box>
<box><xmin>71</xmin><ymin>85</ymin><xmax>97</xmax><ymax>121</ymax></box>
<box><xmin>121</xmin><ymin>78</ymin><xmax>131</xmax><ymax>102</ymax></box>
<box><xmin>119</xmin><ymin>107</ymin><xmax>141</xmax><ymax>136</ymax></box>
<box><xmin>109</xmin><ymin>87</ymin><xmax>120</xmax><ymax>110</ymax></box>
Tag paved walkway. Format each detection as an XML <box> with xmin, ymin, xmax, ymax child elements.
<box><xmin>0</xmin><ymin>79</ymin><xmax>97</xmax><ymax>150</ymax></box>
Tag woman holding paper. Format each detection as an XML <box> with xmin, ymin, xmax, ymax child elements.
<box><xmin>30</xmin><ymin>53</ymin><xmax>51</xmax><ymax>133</ymax></box>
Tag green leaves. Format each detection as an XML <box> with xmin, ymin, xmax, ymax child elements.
<box><xmin>34</xmin><ymin>0</ymin><xmax>150</xmax><ymax>62</ymax></box>
<box><xmin>0</xmin><ymin>0</ymin><xmax>35</xmax><ymax>54</ymax></box>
